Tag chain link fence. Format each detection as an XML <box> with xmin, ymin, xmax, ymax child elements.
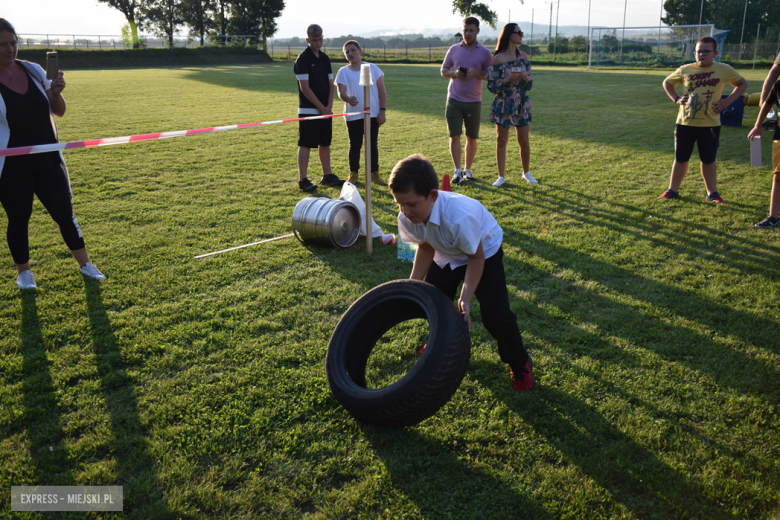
<box><xmin>17</xmin><ymin>34</ymin><xmax>257</xmax><ymax>51</ymax></box>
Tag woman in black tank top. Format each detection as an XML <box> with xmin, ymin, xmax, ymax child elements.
<box><xmin>0</xmin><ymin>18</ymin><xmax>106</xmax><ymax>289</ymax></box>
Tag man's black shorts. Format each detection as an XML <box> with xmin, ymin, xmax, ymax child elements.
<box><xmin>674</xmin><ymin>124</ymin><xmax>720</xmax><ymax>164</ymax></box>
<box><xmin>298</xmin><ymin>118</ymin><xmax>332</xmax><ymax>148</ymax></box>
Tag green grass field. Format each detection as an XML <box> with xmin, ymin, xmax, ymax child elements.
<box><xmin>1</xmin><ymin>62</ymin><xmax>779</xmax><ymax>519</ymax></box>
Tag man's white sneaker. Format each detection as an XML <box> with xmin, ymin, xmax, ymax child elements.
<box><xmin>492</xmin><ymin>176</ymin><xmax>506</xmax><ymax>187</ymax></box>
<box><xmin>464</xmin><ymin>168</ymin><xmax>475</xmax><ymax>181</ymax></box>
<box><xmin>452</xmin><ymin>169</ymin><xmax>465</xmax><ymax>185</ymax></box>
<box><xmin>522</xmin><ymin>172</ymin><xmax>539</xmax><ymax>184</ymax></box>
<box><xmin>16</xmin><ymin>270</ymin><xmax>37</xmax><ymax>290</ymax></box>
<box><xmin>80</xmin><ymin>262</ymin><xmax>106</xmax><ymax>280</ymax></box>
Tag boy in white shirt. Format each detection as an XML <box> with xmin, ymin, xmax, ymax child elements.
<box><xmin>389</xmin><ymin>154</ymin><xmax>534</xmax><ymax>392</ymax></box>
<box><xmin>335</xmin><ymin>40</ymin><xmax>387</xmax><ymax>186</ymax></box>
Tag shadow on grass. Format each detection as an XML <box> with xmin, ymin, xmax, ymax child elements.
<box><xmin>178</xmin><ymin>65</ymin><xmax>764</xmax><ymax>165</ymax></box>
<box><xmin>83</xmin><ymin>279</ymin><xmax>170</xmax><ymax>518</ymax></box>
<box><xmin>19</xmin><ymin>291</ymin><xmax>77</xmax><ymax>487</ymax></box>
<box><xmin>324</xmin><ymin>182</ymin><xmax>779</xmax><ymax>399</ymax></box>
<box><xmin>361</xmin><ymin>426</ymin><xmax>555</xmax><ymax>519</ymax></box>
<box><xmin>471</xmin><ymin>360</ymin><xmax>732</xmax><ymax>520</ymax></box>
<box><xmin>182</xmin><ymin>64</ymin><xmax>298</xmax><ymax>96</ymax></box>
<box><xmin>475</xmin><ymin>180</ymin><xmax>780</xmax><ymax>260</ymax></box>
<box><xmin>500</xmin><ymin>232</ymin><xmax>779</xmax><ymax>395</ymax></box>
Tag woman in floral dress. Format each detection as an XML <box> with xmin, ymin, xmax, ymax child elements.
<box><xmin>486</xmin><ymin>23</ymin><xmax>537</xmax><ymax>187</ymax></box>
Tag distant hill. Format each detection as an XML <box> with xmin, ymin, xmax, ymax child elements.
<box><xmin>272</xmin><ymin>22</ymin><xmax>603</xmax><ymax>45</ymax></box>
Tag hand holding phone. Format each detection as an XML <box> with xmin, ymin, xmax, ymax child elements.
<box><xmin>46</xmin><ymin>52</ymin><xmax>58</xmax><ymax>80</ymax></box>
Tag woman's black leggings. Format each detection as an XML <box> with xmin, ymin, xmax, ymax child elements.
<box><xmin>0</xmin><ymin>164</ymin><xmax>85</xmax><ymax>265</ymax></box>
<box><xmin>346</xmin><ymin>118</ymin><xmax>379</xmax><ymax>173</ymax></box>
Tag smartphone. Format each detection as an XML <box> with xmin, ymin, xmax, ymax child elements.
<box><xmin>46</xmin><ymin>52</ymin><xmax>58</xmax><ymax>80</ymax></box>
<box><xmin>457</xmin><ymin>66</ymin><xmax>468</xmax><ymax>75</ymax></box>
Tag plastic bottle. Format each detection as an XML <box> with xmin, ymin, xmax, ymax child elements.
<box><xmin>407</xmin><ymin>243</ymin><xmax>418</xmax><ymax>262</ymax></box>
<box><xmin>397</xmin><ymin>234</ymin><xmax>418</xmax><ymax>262</ymax></box>
<box><xmin>397</xmin><ymin>234</ymin><xmax>410</xmax><ymax>262</ymax></box>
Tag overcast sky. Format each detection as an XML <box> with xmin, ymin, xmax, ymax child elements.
<box><xmin>5</xmin><ymin>0</ymin><xmax>667</xmax><ymax>38</ymax></box>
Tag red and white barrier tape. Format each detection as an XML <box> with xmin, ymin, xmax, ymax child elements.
<box><xmin>0</xmin><ymin>108</ymin><xmax>370</xmax><ymax>158</ymax></box>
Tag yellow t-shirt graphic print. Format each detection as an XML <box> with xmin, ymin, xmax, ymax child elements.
<box><xmin>665</xmin><ymin>62</ymin><xmax>743</xmax><ymax>127</ymax></box>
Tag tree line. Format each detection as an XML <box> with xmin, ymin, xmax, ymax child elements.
<box><xmin>662</xmin><ymin>0</ymin><xmax>779</xmax><ymax>45</ymax></box>
<box><xmin>97</xmin><ymin>0</ymin><xmax>284</xmax><ymax>50</ymax></box>
<box><xmin>272</xmin><ymin>34</ymin><xmax>465</xmax><ymax>50</ymax></box>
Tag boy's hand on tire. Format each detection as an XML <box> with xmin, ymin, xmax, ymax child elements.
<box><xmin>458</xmin><ymin>298</ymin><xmax>472</xmax><ymax>329</ymax></box>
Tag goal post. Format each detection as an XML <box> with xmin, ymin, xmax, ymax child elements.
<box><xmin>588</xmin><ymin>24</ymin><xmax>729</xmax><ymax>68</ymax></box>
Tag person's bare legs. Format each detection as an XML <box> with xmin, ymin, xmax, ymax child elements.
<box><xmin>700</xmin><ymin>161</ymin><xmax>717</xmax><ymax>195</ymax></box>
<box><xmin>516</xmin><ymin>125</ymin><xmax>530</xmax><ymax>173</ymax></box>
<box><xmin>318</xmin><ymin>145</ymin><xmax>332</xmax><ymax>176</ymax></box>
<box><xmin>15</xmin><ymin>247</ymin><xmax>90</xmax><ymax>275</ymax></box>
<box><xmin>770</xmin><ymin>173</ymin><xmax>780</xmax><ymax>218</ymax></box>
<box><xmin>449</xmin><ymin>135</ymin><xmax>462</xmax><ymax>170</ymax></box>
<box><xmin>71</xmin><ymin>247</ymin><xmax>89</xmax><ymax>267</ymax></box>
<box><xmin>297</xmin><ymin>147</ymin><xmax>311</xmax><ymax>180</ymax></box>
<box><xmin>668</xmin><ymin>160</ymin><xmax>689</xmax><ymax>192</ymax></box>
<box><xmin>496</xmin><ymin>125</ymin><xmax>509</xmax><ymax>178</ymax></box>
<box><xmin>464</xmin><ymin>136</ymin><xmax>477</xmax><ymax>170</ymax></box>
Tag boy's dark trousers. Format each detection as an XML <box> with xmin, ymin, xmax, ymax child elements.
<box><xmin>424</xmin><ymin>246</ymin><xmax>529</xmax><ymax>370</ymax></box>
<box><xmin>346</xmin><ymin>118</ymin><xmax>379</xmax><ymax>173</ymax></box>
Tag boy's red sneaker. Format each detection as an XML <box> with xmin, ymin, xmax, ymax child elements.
<box><xmin>705</xmin><ymin>192</ymin><xmax>726</xmax><ymax>203</ymax></box>
<box><xmin>511</xmin><ymin>356</ymin><xmax>534</xmax><ymax>392</ymax></box>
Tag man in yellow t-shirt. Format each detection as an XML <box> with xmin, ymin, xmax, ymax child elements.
<box><xmin>657</xmin><ymin>36</ymin><xmax>748</xmax><ymax>203</ymax></box>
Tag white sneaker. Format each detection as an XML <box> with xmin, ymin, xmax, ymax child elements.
<box><xmin>452</xmin><ymin>169</ymin><xmax>464</xmax><ymax>185</ymax></box>
<box><xmin>16</xmin><ymin>270</ymin><xmax>37</xmax><ymax>290</ymax></box>
<box><xmin>464</xmin><ymin>168</ymin><xmax>475</xmax><ymax>181</ymax></box>
<box><xmin>492</xmin><ymin>176</ymin><xmax>506</xmax><ymax>187</ymax></box>
<box><xmin>80</xmin><ymin>262</ymin><xmax>106</xmax><ymax>280</ymax></box>
<box><xmin>522</xmin><ymin>171</ymin><xmax>539</xmax><ymax>184</ymax></box>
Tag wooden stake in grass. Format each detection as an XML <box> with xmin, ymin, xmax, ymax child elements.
<box><xmin>360</xmin><ymin>63</ymin><xmax>373</xmax><ymax>256</ymax></box>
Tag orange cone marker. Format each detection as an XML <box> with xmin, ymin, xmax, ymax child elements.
<box><xmin>441</xmin><ymin>173</ymin><xmax>451</xmax><ymax>192</ymax></box>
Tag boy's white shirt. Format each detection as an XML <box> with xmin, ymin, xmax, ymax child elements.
<box><xmin>335</xmin><ymin>62</ymin><xmax>383</xmax><ymax>120</ymax></box>
<box><xmin>398</xmin><ymin>191</ymin><xmax>502</xmax><ymax>269</ymax></box>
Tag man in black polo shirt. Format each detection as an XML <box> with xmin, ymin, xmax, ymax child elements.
<box><xmin>294</xmin><ymin>24</ymin><xmax>344</xmax><ymax>192</ymax></box>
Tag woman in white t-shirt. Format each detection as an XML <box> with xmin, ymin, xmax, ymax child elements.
<box><xmin>335</xmin><ymin>40</ymin><xmax>387</xmax><ymax>185</ymax></box>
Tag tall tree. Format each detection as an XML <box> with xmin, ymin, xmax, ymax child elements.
<box><xmin>452</xmin><ymin>0</ymin><xmax>514</xmax><ymax>30</ymax></box>
<box><xmin>96</xmin><ymin>0</ymin><xmax>145</xmax><ymax>48</ymax></box>
<box><xmin>182</xmin><ymin>0</ymin><xmax>214</xmax><ymax>46</ymax></box>
<box><xmin>213</xmin><ymin>0</ymin><xmax>232</xmax><ymax>37</ymax></box>
<box><xmin>258</xmin><ymin>0</ymin><xmax>284</xmax><ymax>51</ymax></box>
<box><xmin>662</xmin><ymin>0</ymin><xmax>779</xmax><ymax>44</ymax></box>
<box><xmin>228</xmin><ymin>0</ymin><xmax>284</xmax><ymax>50</ymax></box>
<box><xmin>144</xmin><ymin>0</ymin><xmax>185</xmax><ymax>47</ymax></box>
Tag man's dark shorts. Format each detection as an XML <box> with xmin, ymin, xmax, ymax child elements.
<box><xmin>298</xmin><ymin>118</ymin><xmax>333</xmax><ymax>148</ymax></box>
<box><xmin>446</xmin><ymin>98</ymin><xmax>482</xmax><ymax>139</ymax></box>
<box><xmin>674</xmin><ymin>124</ymin><xmax>720</xmax><ymax>164</ymax></box>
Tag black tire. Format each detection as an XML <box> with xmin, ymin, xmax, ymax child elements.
<box><xmin>326</xmin><ymin>279</ymin><xmax>471</xmax><ymax>427</ymax></box>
